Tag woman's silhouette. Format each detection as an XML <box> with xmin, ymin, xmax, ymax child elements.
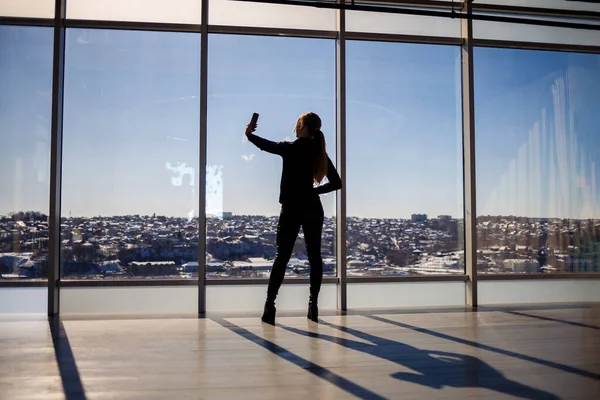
<box><xmin>245</xmin><ymin>112</ymin><xmax>342</xmax><ymax>325</ymax></box>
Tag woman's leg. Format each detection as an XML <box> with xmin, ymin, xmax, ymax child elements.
<box><xmin>266</xmin><ymin>206</ymin><xmax>301</xmax><ymax>304</ymax></box>
<box><xmin>302</xmin><ymin>202</ymin><xmax>324</xmax><ymax>300</ymax></box>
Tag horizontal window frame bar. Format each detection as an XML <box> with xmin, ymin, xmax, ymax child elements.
<box><xmin>0</xmin><ymin>280</ymin><xmax>48</xmax><ymax>287</ymax></box>
<box><xmin>0</xmin><ymin>16</ymin><xmax>54</xmax><ymax>26</ymax></box>
<box><xmin>478</xmin><ymin>273</ymin><xmax>600</xmax><ymax>281</ymax></box>
<box><xmin>347</xmin><ymin>275</ymin><xmax>468</xmax><ymax>283</ymax></box>
<box><xmin>205</xmin><ymin>276</ymin><xmax>338</xmax><ymax>285</ymax></box>
<box><xmin>344</xmin><ymin>31</ymin><xmax>462</xmax><ymax>45</ymax></box>
<box><xmin>207</xmin><ymin>24</ymin><xmax>337</xmax><ymax>38</ymax></box>
<box><xmin>234</xmin><ymin>0</ymin><xmax>600</xmax><ymax>31</ymax></box>
<box><xmin>59</xmin><ymin>279</ymin><xmax>198</xmax><ymax>287</ymax></box>
<box><xmin>50</xmin><ymin>276</ymin><xmax>339</xmax><ymax>287</ymax></box>
<box><xmin>2</xmin><ymin>273</ymin><xmax>599</xmax><ymax>288</ymax></box>
<box><xmin>473</xmin><ymin>38</ymin><xmax>600</xmax><ymax>54</ymax></box>
<box><xmin>64</xmin><ymin>19</ymin><xmax>202</xmax><ymax>32</ymax></box>
<box><xmin>360</xmin><ymin>1</ymin><xmax>600</xmax><ymax>21</ymax></box>
<box><xmin>473</xmin><ymin>2</ymin><xmax>600</xmax><ymax>21</ymax></box>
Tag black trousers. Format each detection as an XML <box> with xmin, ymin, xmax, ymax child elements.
<box><xmin>267</xmin><ymin>199</ymin><xmax>324</xmax><ymax>302</ymax></box>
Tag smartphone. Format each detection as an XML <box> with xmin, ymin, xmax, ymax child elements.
<box><xmin>250</xmin><ymin>113</ymin><xmax>259</xmax><ymax>130</ymax></box>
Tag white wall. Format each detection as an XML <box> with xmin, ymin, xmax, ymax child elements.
<box><xmin>60</xmin><ymin>286</ymin><xmax>198</xmax><ymax>315</ymax></box>
<box><xmin>3</xmin><ymin>279</ymin><xmax>598</xmax><ymax>315</ymax></box>
<box><xmin>347</xmin><ymin>281</ymin><xmax>466</xmax><ymax>309</ymax></box>
<box><xmin>479</xmin><ymin>279</ymin><xmax>600</xmax><ymax>305</ymax></box>
<box><xmin>206</xmin><ymin>283</ymin><xmax>337</xmax><ymax>312</ymax></box>
<box><xmin>0</xmin><ymin>288</ymin><xmax>47</xmax><ymax>314</ymax></box>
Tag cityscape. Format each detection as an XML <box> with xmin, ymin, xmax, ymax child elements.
<box><xmin>1</xmin><ymin>211</ymin><xmax>598</xmax><ymax>280</ymax></box>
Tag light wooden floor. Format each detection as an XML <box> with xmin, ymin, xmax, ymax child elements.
<box><xmin>1</xmin><ymin>305</ymin><xmax>599</xmax><ymax>400</ymax></box>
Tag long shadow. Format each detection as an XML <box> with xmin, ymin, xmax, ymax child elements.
<box><xmin>505</xmin><ymin>310</ymin><xmax>600</xmax><ymax>330</ymax></box>
<box><xmin>211</xmin><ymin>317</ymin><xmax>386</xmax><ymax>400</ymax></box>
<box><xmin>281</xmin><ymin>321</ymin><xmax>560</xmax><ymax>400</ymax></box>
<box><xmin>366</xmin><ymin>315</ymin><xmax>600</xmax><ymax>381</ymax></box>
<box><xmin>49</xmin><ymin>317</ymin><xmax>87</xmax><ymax>400</ymax></box>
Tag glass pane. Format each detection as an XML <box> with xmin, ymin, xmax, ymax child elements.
<box><xmin>61</xmin><ymin>29</ymin><xmax>200</xmax><ymax>280</ymax></box>
<box><xmin>346</xmin><ymin>41</ymin><xmax>464</xmax><ymax>277</ymax></box>
<box><xmin>67</xmin><ymin>0</ymin><xmax>202</xmax><ymax>24</ymax></box>
<box><xmin>207</xmin><ymin>34</ymin><xmax>336</xmax><ymax>279</ymax></box>
<box><xmin>0</xmin><ymin>26</ymin><xmax>53</xmax><ymax>281</ymax></box>
<box><xmin>346</xmin><ymin>11</ymin><xmax>461</xmax><ymax>37</ymax></box>
<box><xmin>481</xmin><ymin>0</ymin><xmax>600</xmax><ymax>12</ymax></box>
<box><xmin>475</xmin><ymin>47</ymin><xmax>600</xmax><ymax>274</ymax></box>
<box><xmin>474</xmin><ymin>21</ymin><xmax>600</xmax><ymax>47</ymax></box>
<box><xmin>209</xmin><ymin>0</ymin><xmax>336</xmax><ymax>30</ymax></box>
<box><xmin>0</xmin><ymin>0</ymin><xmax>54</xmax><ymax>18</ymax></box>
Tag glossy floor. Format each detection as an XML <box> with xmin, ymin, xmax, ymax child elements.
<box><xmin>1</xmin><ymin>305</ymin><xmax>599</xmax><ymax>399</ymax></box>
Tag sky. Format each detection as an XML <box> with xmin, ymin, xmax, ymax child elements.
<box><xmin>1</xmin><ymin>24</ymin><xmax>599</xmax><ymax>220</ymax></box>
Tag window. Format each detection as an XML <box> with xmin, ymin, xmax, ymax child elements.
<box><xmin>473</xmin><ymin>21</ymin><xmax>600</xmax><ymax>47</ymax></box>
<box><xmin>0</xmin><ymin>26</ymin><xmax>53</xmax><ymax>281</ymax></box>
<box><xmin>67</xmin><ymin>0</ymin><xmax>202</xmax><ymax>24</ymax></box>
<box><xmin>207</xmin><ymin>34</ymin><xmax>336</xmax><ymax>279</ymax></box>
<box><xmin>0</xmin><ymin>0</ymin><xmax>54</xmax><ymax>18</ymax></box>
<box><xmin>346</xmin><ymin>40</ymin><xmax>464</xmax><ymax>277</ymax></box>
<box><xmin>480</xmin><ymin>0</ymin><xmax>600</xmax><ymax>13</ymax></box>
<box><xmin>475</xmin><ymin>47</ymin><xmax>600</xmax><ymax>274</ymax></box>
<box><xmin>209</xmin><ymin>0</ymin><xmax>336</xmax><ymax>31</ymax></box>
<box><xmin>346</xmin><ymin>11</ymin><xmax>460</xmax><ymax>38</ymax></box>
<box><xmin>61</xmin><ymin>29</ymin><xmax>201</xmax><ymax>279</ymax></box>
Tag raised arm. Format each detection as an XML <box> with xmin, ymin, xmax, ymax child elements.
<box><xmin>246</xmin><ymin>132</ymin><xmax>290</xmax><ymax>156</ymax></box>
<box><xmin>315</xmin><ymin>155</ymin><xmax>342</xmax><ymax>195</ymax></box>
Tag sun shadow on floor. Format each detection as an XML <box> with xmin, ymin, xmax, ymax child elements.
<box><xmin>281</xmin><ymin>320</ymin><xmax>560</xmax><ymax>400</ymax></box>
<box><xmin>49</xmin><ymin>317</ymin><xmax>87</xmax><ymax>400</ymax></box>
<box><xmin>367</xmin><ymin>315</ymin><xmax>600</xmax><ymax>381</ymax></box>
<box><xmin>211</xmin><ymin>317</ymin><xmax>387</xmax><ymax>399</ymax></box>
<box><xmin>505</xmin><ymin>310</ymin><xmax>600</xmax><ymax>330</ymax></box>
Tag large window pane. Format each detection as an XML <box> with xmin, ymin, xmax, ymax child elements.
<box><xmin>346</xmin><ymin>41</ymin><xmax>464</xmax><ymax>277</ymax></box>
<box><xmin>475</xmin><ymin>47</ymin><xmax>600</xmax><ymax>274</ymax></box>
<box><xmin>61</xmin><ymin>29</ymin><xmax>200</xmax><ymax>279</ymax></box>
<box><xmin>209</xmin><ymin>0</ymin><xmax>336</xmax><ymax>30</ymax></box>
<box><xmin>0</xmin><ymin>26</ymin><xmax>53</xmax><ymax>281</ymax></box>
<box><xmin>0</xmin><ymin>0</ymin><xmax>54</xmax><ymax>18</ymax></box>
<box><xmin>207</xmin><ymin>34</ymin><xmax>336</xmax><ymax>279</ymax></box>
<box><xmin>67</xmin><ymin>0</ymin><xmax>202</xmax><ymax>24</ymax></box>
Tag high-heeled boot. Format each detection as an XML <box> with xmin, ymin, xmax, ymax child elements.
<box><xmin>261</xmin><ymin>300</ymin><xmax>276</xmax><ymax>325</ymax></box>
<box><xmin>307</xmin><ymin>295</ymin><xmax>318</xmax><ymax>323</ymax></box>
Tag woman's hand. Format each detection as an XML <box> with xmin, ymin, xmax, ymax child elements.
<box><xmin>245</xmin><ymin>123</ymin><xmax>257</xmax><ymax>137</ymax></box>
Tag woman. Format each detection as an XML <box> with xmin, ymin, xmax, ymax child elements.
<box><xmin>245</xmin><ymin>112</ymin><xmax>342</xmax><ymax>325</ymax></box>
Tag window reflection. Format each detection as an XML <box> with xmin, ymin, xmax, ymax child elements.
<box><xmin>475</xmin><ymin>48</ymin><xmax>600</xmax><ymax>274</ymax></box>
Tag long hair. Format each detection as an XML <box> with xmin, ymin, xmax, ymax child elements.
<box><xmin>298</xmin><ymin>112</ymin><xmax>327</xmax><ymax>183</ymax></box>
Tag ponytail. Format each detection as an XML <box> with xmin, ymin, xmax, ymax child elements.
<box><xmin>313</xmin><ymin>129</ymin><xmax>328</xmax><ymax>183</ymax></box>
<box><xmin>296</xmin><ymin>111</ymin><xmax>327</xmax><ymax>183</ymax></box>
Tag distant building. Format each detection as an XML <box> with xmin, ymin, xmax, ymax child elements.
<box><xmin>411</xmin><ymin>214</ymin><xmax>427</xmax><ymax>222</ymax></box>
<box><xmin>503</xmin><ymin>259</ymin><xmax>539</xmax><ymax>273</ymax></box>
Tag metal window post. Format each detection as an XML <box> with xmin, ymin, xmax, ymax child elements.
<box><xmin>48</xmin><ymin>0</ymin><xmax>66</xmax><ymax>317</ymax></box>
<box><xmin>461</xmin><ymin>0</ymin><xmax>478</xmax><ymax>307</ymax></box>
<box><xmin>336</xmin><ymin>1</ymin><xmax>347</xmax><ymax>311</ymax></box>
<box><xmin>198</xmin><ymin>0</ymin><xmax>209</xmax><ymax>316</ymax></box>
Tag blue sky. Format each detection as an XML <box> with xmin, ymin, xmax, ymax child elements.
<box><xmin>1</xmin><ymin>25</ymin><xmax>599</xmax><ymax>220</ymax></box>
